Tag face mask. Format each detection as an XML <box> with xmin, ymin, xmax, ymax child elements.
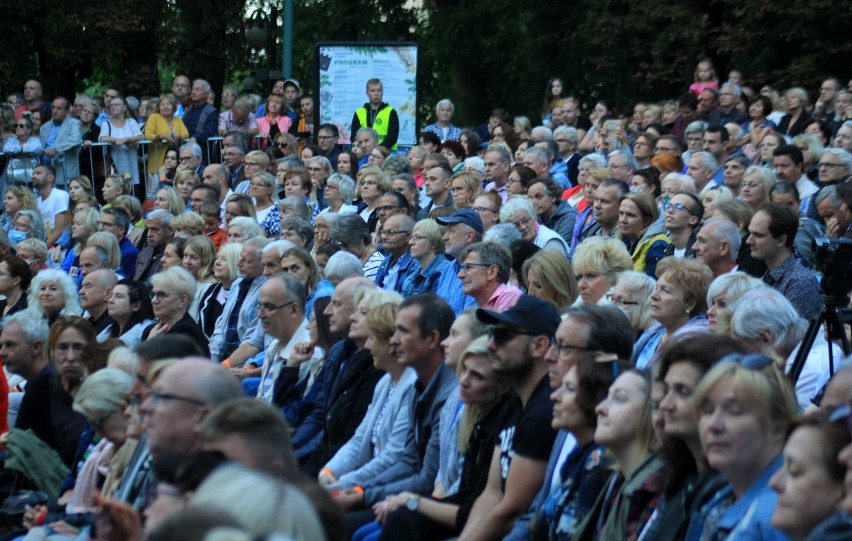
<box><xmin>661</xmin><ymin>195</ymin><xmax>671</xmax><ymax>207</ymax></box>
<box><xmin>8</xmin><ymin>229</ymin><xmax>27</xmax><ymax>246</ymax></box>
<box><xmin>629</xmin><ymin>187</ymin><xmax>644</xmax><ymax>194</ymax></box>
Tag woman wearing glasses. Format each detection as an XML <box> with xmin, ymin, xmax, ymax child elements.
<box><xmin>740</xmin><ymin>165</ymin><xmax>776</xmax><ymax>215</ymax></box>
<box><xmin>142</xmin><ymin>266</ymin><xmax>209</xmax><ymax>356</ymax></box>
<box><xmin>687</xmin><ymin>353</ymin><xmax>797</xmax><ymax>540</ymax></box>
<box><xmin>249</xmin><ymin>172</ymin><xmax>280</xmax><ymax>237</ymax></box>
<box><xmin>99</xmin><ymin>97</ymin><xmax>143</xmax><ymax>188</ymax></box>
<box><xmin>499</xmin><ymin>196</ymin><xmax>569</xmax><ymax>256</ymax></box>
<box><xmin>2</xmin><ymin>114</ymin><xmax>42</xmax><ymax>153</ymax></box>
<box><xmin>318</xmin><ymin>173</ymin><xmax>357</xmax><ymax>216</ymax></box>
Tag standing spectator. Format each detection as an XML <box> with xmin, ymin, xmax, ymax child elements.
<box><xmin>423</xmin><ymin>99</ymin><xmax>462</xmax><ymax>142</ymax></box>
<box><xmin>99</xmin><ymin>96</ymin><xmax>143</xmax><ymax>188</ymax></box>
<box><xmin>39</xmin><ymin>96</ymin><xmax>82</xmax><ymax>187</ymax></box>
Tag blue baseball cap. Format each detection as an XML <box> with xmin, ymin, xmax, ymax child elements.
<box><xmin>435</xmin><ymin>208</ymin><xmax>483</xmax><ymax>235</ymax></box>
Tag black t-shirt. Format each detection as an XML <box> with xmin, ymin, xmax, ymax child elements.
<box><xmin>497</xmin><ymin>375</ymin><xmax>557</xmax><ymax>490</ymax></box>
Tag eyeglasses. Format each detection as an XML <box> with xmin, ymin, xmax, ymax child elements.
<box><xmin>150</xmin><ymin>290</ymin><xmax>174</xmax><ymax>301</ymax></box>
<box><xmin>15</xmin><ymin>124</ymin><xmax>28</xmax><ymax>129</ymax></box>
<box><xmin>277</xmin><ymin>142</ymin><xmax>289</xmax><ymax>148</ymax></box>
<box><xmin>97</xmin><ymin>221</ymin><xmax>118</xmax><ymax>228</ymax></box>
<box><xmin>472</xmin><ymin>206</ymin><xmax>497</xmax><ymax>215</ymax></box>
<box><xmin>606</xmin><ymin>292</ymin><xmax>639</xmax><ymax>306</ymax></box>
<box><xmin>664</xmin><ymin>202</ymin><xmax>695</xmax><ymax>215</ymax></box>
<box><xmin>489</xmin><ymin>326</ymin><xmax>536</xmax><ymax>346</ymax></box>
<box><xmin>376</xmin><ymin>205</ymin><xmax>400</xmax><ymax>213</ymax></box>
<box><xmin>245</xmin><ymin>161</ymin><xmax>261</xmax><ymax>167</ymax></box>
<box><xmin>379</xmin><ymin>229</ymin><xmax>410</xmax><ymax>238</ymax></box>
<box><xmin>148</xmin><ymin>390</ymin><xmax>207</xmax><ymax>409</ymax></box>
<box><xmin>818</xmin><ymin>162</ymin><xmax>844</xmax><ymax>169</ymax></box>
<box><xmin>307</xmin><ymin>167</ymin><xmax>323</xmax><ymax>172</ymax></box>
<box><xmin>257</xmin><ymin>300</ymin><xmax>296</xmax><ymax>313</ymax></box>
<box><xmin>317</xmin><ymin>135</ymin><xmax>335</xmax><ymax>141</ymax></box>
<box><xmin>511</xmin><ymin>216</ymin><xmax>534</xmax><ymax>229</ymax></box>
<box><xmin>459</xmin><ymin>262</ymin><xmax>493</xmax><ymax>273</ymax></box>
<box><xmin>178</xmin><ymin>156</ymin><xmax>194</xmax><ymax>162</ymax></box>
<box><xmin>687</xmin><ymin>137</ymin><xmax>703</xmax><ymax>144</ymax></box>
<box><xmin>363</xmin><ymin>180</ymin><xmax>378</xmax><ymax>186</ymax></box>
<box><xmin>738</xmin><ymin>182</ymin><xmax>762</xmax><ymax>190</ymax></box>
<box><xmin>717</xmin><ymin>352</ymin><xmax>774</xmax><ymax>370</ymax></box>
<box><xmin>550</xmin><ymin>336</ymin><xmax>594</xmax><ymax>358</ymax></box>
<box><xmin>654</xmin><ymin>147</ymin><xmax>679</xmax><ymax>153</ymax></box>
<box><xmin>410</xmin><ymin>234</ymin><xmax>428</xmax><ymax>242</ymax></box>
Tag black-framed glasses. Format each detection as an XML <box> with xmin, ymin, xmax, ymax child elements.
<box><xmin>489</xmin><ymin>326</ymin><xmax>536</xmax><ymax>346</ymax></box>
<box><xmin>664</xmin><ymin>202</ymin><xmax>695</xmax><ymax>215</ymax></box>
<box><xmin>379</xmin><ymin>229</ymin><xmax>410</xmax><ymax>238</ymax></box>
<box><xmin>150</xmin><ymin>290</ymin><xmax>173</xmax><ymax>301</ymax></box>
<box><xmin>178</xmin><ymin>156</ymin><xmax>194</xmax><ymax>162</ymax></box>
<box><xmin>471</xmin><ymin>206</ymin><xmax>497</xmax><ymax>215</ymax></box>
<box><xmin>148</xmin><ymin>390</ymin><xmax>207</xmax><ymax>409</ymax></box>
<box><xmin>717</xmin><ymin>352</ymin><xmax>774</xmax><ymax>370</ymax></box>
<box><xmin>256</xmin><ymin>300</ymin><xmax>295</xmax><ymax>313</ymax></box>
<box><xmin>550</xmin><ymin>336</ymin><xmax>594</xmax><ymax>358</ymax></box>
<box><xmin>376</xmin><ymin>205</ymin><xmax>400</xmax><ymax>213</ymax></box>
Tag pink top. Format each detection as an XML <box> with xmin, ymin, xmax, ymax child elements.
<box><xmin>485</xmin><ymin>283</ymin><xmax>523</xmax><ymax>312</ymax></box>
<box><xmin>689</xmin><ymin>80</ymin><xmax>719</xmax><ymax>96</ymax></box>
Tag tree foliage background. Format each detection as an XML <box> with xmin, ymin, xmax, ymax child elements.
<box><xmin>1</xmin><ymin>0</ymin><xmax>849</xmax><ymax>126</ymax></box>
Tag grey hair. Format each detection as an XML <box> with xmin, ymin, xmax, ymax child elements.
<box><xmin>192</xmin><ymin>79</ymin><xmax>212</xmax><ymax>94</ymax></box>
<box><xmin>267</xmin><ymin>272</ymin><xmax>307</xmax><ymax>313</ymax></box>
<box><xmin>27</xmin><ymin>269</ymin><xmax>81</xmax><ymax>319</ymax></box>
<box><xmin>435</xmin><ymin>99</ymin><xmax>454</xmax><ymax>114</ymax></box>
<box><xmin>333</xmin><ymin>214</ymin><xmax>370</xmax><ymax>246</ymax></box>
<box><xmin>662</xmin><ymin>173</ymin><xmax>697</xmax><ymax>194</ymax></box>
<box><xmin>554</xmin><ymin>125</ymin><xmax>578</xmax><ymax>145</ymax></box>
<box><xmin>690</xmin><ymin>151</ymin><xmax>718</xmax><ymax>171</ymax></box>
<box><xmin>307</xmin><ymin>156</ymin><xmax>332</xmax><ymax>177</ymax></box>
<box><xmin>146</xmin><ymin>208</ymin><xmax>175</xmax><ymax>228</ymax></box>
<box><xmin>608</xmin><ymin>148</ymin><xmax>639</xmax><ymax>170</ymax></box>
<box><xmin>814</xmin><ymin>185</ymin><xmax>840</xmax><ymax>208</ymax></box>
<box><xmin>278</xmin><ymin>196</ymin><xmax>312</xmax><ymax>222</ymax></box>
<box><xmin>579</xmin><ymin>154</ymin><xmax>606</xmax><ymax>169</ymax></box>
<box><xmin>327</xmin><ymin>173</ymin><xmax>356</xmax><ymax>204</ymax></box>
<box><xmin>324</xmin><ymin>251</ymin><xmax>364</xmax><ymax>281</ymax></box>
<box><xmin>243</xmin><ymin>236</ymin><xmax>272</xmax><ymax>252</ymax></box>
<box><xmin>791</xmin><ymin>134</ymin><xmax>824</xmax><ymax>166</ymax></box>
<box><xmin>499</xmin><ymin>195</ymin><xmax>536</xmax><ymax>223</ymax></box>
<box><xmin>0</xmin><ymin>310</ymin><xmax>49</xmax><ymax>345</ymax></box>
<box><xmin>702</xmin><ymin>217</ymin><xmax>741</xmax><ymax>260</ymax></box>
<box><xmin>706</xmin><ymin>271</ymin><xmax>765</xmax><ymax>309</ymax></box>
<box><xmin>822</xmin><ymin>148</ymin><xmax>852</xmax><ymax>171</ymax></box>
<box><xmin>685</xmin><ymin>120</ymin><xmax>708</xmax><ymax>135</ymax></box>
<box><xmin>786</xmin><ymin>87</ymin><xmax>809</xmax><ymax>106</ymax></box>
<box><xmin>523</xmin><ymin>145</ymin><xmax>549</xmax><ymax>165</ymax></box>
<box><xmin>613</xmin><ymin>270</ymin><xmax>656</xmax><ymax>333</ymax></box>
<box><xmin>151</xmin><ymin>266</ymin><xmax>197</xmax><ymax>300</ymax></box>
<box><xmin>73</xmin><ymin>367</ymin><xmax>132</xmax><ymax>421</ymax></box>
<box><xmin>483</xmin><ymin>223</ymin><xmax>522</xmax><ymax>246</ymax></box>
<box><xmin>181</xmin><ymin>141</ymin><xmax>203</xmax><ymax>158</ymax></box>
<box><xmin>484</xmin><ymin>145</ymin><xmax>512</xmax><ymax>164</ymax></box>
<box><xmin>459</xmin><ymin>241</ymin><xmax>512</xmax><ymax>283</ymax></box>
<box><xmin>531</xmin><ymin>126</ymin><xmax>553</xmax><ymax>139</ymax></box>
<box><xmin>356</xmin><ymin>127</ymin><xmax>379</xmax><ymax>144</ymax></box>
<box><xmin>313</xmin><ymin>212</ymin><xmax>340</xmax><ymax>239</ymax></box>
<box><xmin>228</xmin><ymin>217</ymin><xmax>262</xmax><ymax>240</ymax></box>
<box><xmin>721</xmin><ymin>82</ymin><xmax>742</xmax><ymax>99</ymax></box>
<box><xmin>262</xmin><ymin>239</ymin><xmax>297</xmax><ymax>258</ymax></box>
<box><xmin>14</xmin><ymin>210</ymin><xmax>45</xmax><ymax>242</ymax></box>
<box><xmin>463</xmin><ymin>157</ymin><xmax>485</xmax><ymax>174</ymax></box>
<box><xmin>190</xmin><ymin>464</ymin><xmax>325</xmax><ymax>540</ymax></box>
<box><xmin>730</xmin><ymin>287</ymin><xmax>805</xmax><ymax>350</ymax></box>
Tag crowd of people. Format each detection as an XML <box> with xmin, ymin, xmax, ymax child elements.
<box><xmin>0</xmin><ymin>59</ymin><xmax>848</xmax><ymax>541</ymax></box>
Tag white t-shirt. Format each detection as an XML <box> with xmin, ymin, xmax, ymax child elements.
<box><xmin>36</xmin><ymin>187</ymin><xmax>70</xmax><ymax>237</ymax></box>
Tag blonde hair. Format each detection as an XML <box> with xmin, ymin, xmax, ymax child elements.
<box><xmin>706</xmin><ymin>272</ymin><xmax>765</xmax><ymax>335</ymax></box>
<box><xmin>184</xmin><ymin>235</ymin><xmax>216</xmax><ymax>283</ymax></box>
<box><xmin>572</xmin><ymin>236</ymin><xmax>633</xmax><ymax>281</ymax></box>
<box><xmin>522</xmin><ymin>249</ymin><xmax>578</xmax><ymax>310</ymax></box>
<box><xmin>87</xmin><ymin>231</ymin><xmax>121</xmax><ymax>269</ymax></box>
<box><xmin>655</xmin><ymin>257</ymin><xmax>713</xmax><ymax>316</ymax></box>
<box><xmin>158</xmin><ymin>186</ymin><xmax>186</xmax><ymax>215</ymax></box>
<box><xmin>456</xmin><ymin>336</ymin><xmax>509</xmax><ymax>453</ymax></box>
<box><xmin>411</xmin><ymin>218</ymin><xmax>446</xmax><ymax>253</ymax></box>
<box><xmin>171</xmin><ymin>211</ymin><xmax>205</xmax><ymax>237</ymax></box>
<box><xmin>246</xmin><ymin>150</ymin><xmax>270</xmax><ymax>171</ymax></box>
<box><xmin>216</xmin><ymin>243</ymin><xmax>243</xmax><ymax>283</ymax></box>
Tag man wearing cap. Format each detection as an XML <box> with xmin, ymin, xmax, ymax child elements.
<box><xmin>435</xmin><ymin>209</ymin><xmax>481</xmax><ymax>315</ymax></box>
<box><xmin>460</xmin><ymin>295</ymin><xmax>560</xmax><ymax>541</ymax></box>
<box><xmin>350</xmin><ymin>78</ymin><xmax>399</xmax><ymax>150</ymax></box>
<box><xmin>457</xmin><ymin>242</ymin><xmax>522</xmax><ymax>311</ymax></box>
<box><xmin>507</xmin><ymin>304</ymin><xmax>636</xmax><ymax>541</ymax></box>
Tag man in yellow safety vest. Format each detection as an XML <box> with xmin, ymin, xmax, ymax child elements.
<box><xmin>350</xmin><ymin>78</ymin><xmax>399</xmax><ymax>152</ymax></box>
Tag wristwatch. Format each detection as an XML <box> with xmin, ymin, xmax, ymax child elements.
<box><xmin>406</xmin><ymin>494</ymin><xmax>420</xmax><ymax>511</ymax></box>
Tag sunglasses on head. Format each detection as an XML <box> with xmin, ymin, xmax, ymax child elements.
<box><xmin>717</xmin><ymin>352</ymin><xmax>774</xmax><ymax>370</ymax></box>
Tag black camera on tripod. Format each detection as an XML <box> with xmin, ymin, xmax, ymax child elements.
<box><xmin>812</xmin><ymin>238</ymin><xmax>852</xmax><ymax>301</ymax></box>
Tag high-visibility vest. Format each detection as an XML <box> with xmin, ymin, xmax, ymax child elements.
<box><xmin>355</xmin><ymin>105</ymin><xmax>397</xmax><ymax>150</ymax></box>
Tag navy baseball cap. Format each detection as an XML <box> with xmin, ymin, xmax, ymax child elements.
<box><xmin>435</xmin><ymin>208</ymin><xmax>483</xmax><ymax>235</ymax></box>
<box><xmin>476</xmin><ymin>295</ymin><xmax>561</xmax><ymax>337</ymax></box>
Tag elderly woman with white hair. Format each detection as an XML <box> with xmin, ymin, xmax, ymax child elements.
<box><xmin>499</xmin><ymin>195</ymin><xmax>569</xmax><ymax>256</ymax></box>
<box><xmin>609</xmin><ymin>270</ymin><xmax>656</xmax><ymax>339</ymax></box>
<box><xmin>226</xmin><ymin>216</ymin><xmax>262</xmax><ymax>244</ymax></box>
<box><xmin>729</xmin><ymin>286</ymin><xmax>839</xmax><ymax>409</ymax></box>
<box><xmin>778</xmin><ymin>87</ymin><xmax>812</xmax><ymax>138</ymax></box>
<box><xmin>318</xmin><ymin>173</ymin><xmax>357</xmax><ymax>216</ymax></box>
<box><xmin>27</xmin><ymin>269</ymin><xmax>81</xmax><ymax>326</ymax></box>
<box><xmin>740</xmin><ymin>165</ymin><xmax>776</xmax><ymax>214</ymax></box>
<box><xmin>142</xmin><ymin>266</ymin><xmax>209</xmax><ymax>356</ymax></box>
<box><xmin>706</xmin><ymin>271</ymin><xmax>765</xmax><ymax>335</ymax></box>
<box><xmin>10</xmin><ymin>209</ymin><xmax>46</xmax><ymax>247</ymax></box>
<box><xmin>423</xmin><ymin>99</ymin><xmax>462</xmax><ymax>142</ymax></box>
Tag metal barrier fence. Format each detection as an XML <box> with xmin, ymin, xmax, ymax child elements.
<box><xmin>0</xmin><ymin>135</ymin><xmax>269</xmax><ymax>199</ymax></box>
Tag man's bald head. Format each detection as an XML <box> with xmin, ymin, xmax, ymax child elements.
<box><xmin>820</xmin><ymin>365</ymin><xmax>852</xmax><ymax>411</ymax></box>
<box><xmin>324</xmin><ymin>277</ymin><xmax>375</xmax><ymax>334</ymax></box>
